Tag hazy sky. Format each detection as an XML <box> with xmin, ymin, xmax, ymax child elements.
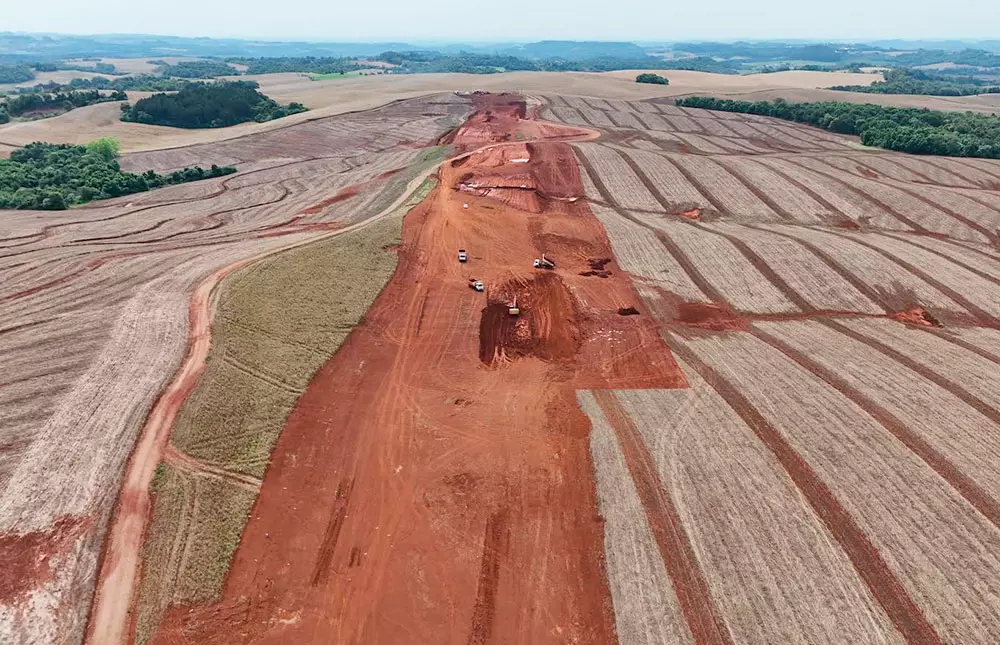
<box><xmin>3</xmin><ymin>0</ymin><xmax>999</xmax><ymax>42</ymax></box>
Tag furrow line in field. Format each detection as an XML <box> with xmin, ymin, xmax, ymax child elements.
<box><xmin>880</xmin><ymin>233</ymin><xmax>1000</xmax><ymax>286</ymax></box>
<box><xmin>664</xmin><ymin>333</ymin><xmax>942</xmax><ymax>645</ymax></box>
<box><xmin>921</xmin><ymin>328</ymin><xmax>1000</xmax><ymax>366</ymax></box>
<box><xmin>785</xmin><ymin>161</ymin><xmax>928</xmax><ymax>233</ymax></box>
<box><xmin>702</xmin><ymin>158</ymin><xmax>798</xmax><ymax>222</ymax></box>
<box><xmin>592</xmin><ymin>390</ymin><xmax>734</xmax><ymax>645</ymax></box>
<box><xmin>573</xmin><ymin>149</ymin><xmax>723</xmax><ymax>301</ymax></box>
<box><xmin>684</xmin><ymin>221</ymin><xmax>813</xmax><ymax>311</ymax></box>
<box><xmin>744</xmin><ymin>225</ymin><xmax>891</xmax><ymax>311</ymax></box>
<box><xmin>821</xmin><ymin>319</ymin><xmax>1000</xmax><ymax>426</ymax></box>
<box><xmin>659</xmin><ymin>156</ymin><xmax>728</xmax><ymax>214</ymax></box>
<box><xmin>750</xmin><ymin>324</ymin><xmax>1000</xmax><ymax>531</ymax></box>
<box><xmin>831</xmin><ymin>231</ymin><xmax>998</xmax><ymax>323</ymax></box>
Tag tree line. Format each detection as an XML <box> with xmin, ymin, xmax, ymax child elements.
<box><xmin>676</xmin><ymin>96</ymin><xmax>1000</xmax><ymax>158</ymax></box>
<box><xmin>0</xmin><ymin>139</ymin><xmax>236</xmax><ymax>210</ymax></box>
<box><xmin>832</xmin><ymin>68</ymin><xmax>1000</xmax><ymax>97</ymax></box>
<box><xmin>119</xmin><ymin>80</ymin><xmax>307</xmax><ymax>128</ymax></box>
<box><xmin>155</xmin><ymin>60</ymin><xmax>238</xmax><ymax>78</ymax></box>
<box><xmin>228</xmin><ymin>56</ymin><xmax>363</xmax><ymax>75</ymax></box>
<box><xmin>0</xmin><ymin>89</ymin><xmax>127</xmax><ymax>123</ymax></box>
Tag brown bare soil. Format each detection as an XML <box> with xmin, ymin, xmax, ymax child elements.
<box><xmin>144</xmin><ymin>98</ymin><xmax>681</xmax><ymax>645</ymax></box>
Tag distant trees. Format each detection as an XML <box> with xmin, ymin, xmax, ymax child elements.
<box><xmin>676</xmin><ymin>96</ymin><xmax>1000</xmax><ymax>158</ymax></box>
<box><xmin>0</xmin><ymin>64</ymin><xmax>35</xmax><ymax>84</ymax></box>
<box><xmin>0</xmin><ymin>140</ymin><xmax>236</xmax><ymax>210</ymax></box>
<box><xmin>230</xmin><ymin>56</ymin><xmax>362</xmax><ymax>75</ymax></box>
<box><xmin>636</xmin><ymin>73</ymin><xmax>669</xmax><ymax>85</ymax></box>
<box><xmin>0</xmin><ymin>89</ymin><xmax>127</xmax><ymax>119</ymax></box>
<box><xmin>831</xmin><ymin>68</ymin><xmax>1000</xmax><ymax>96</ymax></box>
<box><xmin>155</xmin><ymin>60</ymin><xmax>238</xmax><ymax>78</ymax></box>
<box><xmin>119</xmin><ymin>80</ymin><xmax>307</xmax><ymax>128</ymax></box>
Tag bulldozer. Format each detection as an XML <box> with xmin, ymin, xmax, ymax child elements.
<box><xmin>468</xmin><ymin>278</ymin><xmax>484</xmax><ymax>291</ymax></box>
<box><xmin>508</xmin><ymin>296</ymin><xmax>520</xmax><ymax>316</ymax></box>
<box><xmin>532</xmin><ymin>253</ymin><xmax>555</xmax><ymax>269</ymax></box>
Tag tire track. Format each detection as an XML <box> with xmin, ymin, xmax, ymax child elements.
<box><xmin>665</xmin><ymin>334</ymin><xmax>943</xmax><ymax>645</ymax></box>
<box><xmin>593</xmin><ymin>390</ymin><xmax>734</xmax><ymax>645</ymax></box>
<box><xmin>466</xmin><ymin>508</ymin><xmax>510</xmax><ymax>645</ymax></box>
<box><xmin>310</xmin><ymin>478</ymin><xmax>355</xmax><ymax>586</ymax></box>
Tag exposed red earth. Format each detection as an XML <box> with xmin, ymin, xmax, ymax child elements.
<box><xmin>144</xmin><ymin>95</ymin><xmax>683</xmax><ymax>644</ymax></box>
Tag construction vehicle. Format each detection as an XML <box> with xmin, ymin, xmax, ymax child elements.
<box><xmin>532</xmin><ymin>253</ymin><xmax>555</xmax><ymax>269</ymax></box>
<box><xmin>468</xmin><ymin>278</ymin><xmax>484</xmax><ymax>291</ymax></box>
<box><xmin>458</xmin><ymin>249</ymin><xmax>467</xmax><ymax>263</ymax></box>
<box><xmin>508</xmin><ymin>296</ymin><xmax>520</xmax><ymax>316</ymax></box>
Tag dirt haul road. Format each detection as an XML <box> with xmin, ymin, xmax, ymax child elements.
<box><xmin>146</xmin><ymin>95</ymin><xmax>685</xmax><ymax>644</ymax></box>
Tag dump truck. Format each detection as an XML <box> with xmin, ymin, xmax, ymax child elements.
<box><xmin>468</xmin><ymin>278</ymin><xmax>484</xmax><ymax>291</ymax></box>
<box><xmin>532</xmin><ymin>253</ymin><xmax>555</xmax><ymax>269</ymax></box>
<box><xmin>458</xmin><ymin>249</ymin><xmax>467</xmax><ymax>262</ymax></box>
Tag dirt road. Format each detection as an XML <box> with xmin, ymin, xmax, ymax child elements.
<box><xmin>144</xmin><ymin>95</ymin><xmax>683</xmax><ymax>644</ymax></box>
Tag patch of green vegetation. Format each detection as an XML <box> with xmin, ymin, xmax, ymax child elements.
<box><xmin>120</xmin><ymin>80</ymin><xmax>307</xmax><ymax>128</ymax></box>
<box><xmin>0</xmin><ymin>140</ymin><xmax>236</xmax><ymax>210</ymax></box>
<box><xmin>677</xmin><ymin>96</ymin><xmax>1000</xmax><ymax>158</ymax></box>
<box><xmin>307</xmin><ymin>71</ymin><xmax>363</xmax><ymax>80</ymax></box>
<box><xmin>636</xmin><ymin>72</ymin><xmax>669</xmax><ymax>85</ymax></box>
<box><xmin>156</xmin><ymin>60</ymin><xmax>237</xmax><ymax>79</ymax></box>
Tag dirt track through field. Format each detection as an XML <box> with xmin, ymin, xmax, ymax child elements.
<box><xmin>142</xmin><ymin>96</ymin><xmax>683</xmax><ymax>644</ymax></box>
<box><xmin>85</xmin><ymin>152</ymin><xmax>465</xmax><ymax>645</ymax></box>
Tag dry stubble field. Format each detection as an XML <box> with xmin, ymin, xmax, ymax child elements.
<box><xmin>538</xmin><ymin>93</ymin><xmax>1000</xmax><ymax>643</ymax></box>
<box><xmin>0</xmin><ymin>94</ymin><xmax>471</xmax><ymax>645</ymax></box>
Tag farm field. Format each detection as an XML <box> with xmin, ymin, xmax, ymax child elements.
<box><xmin>2</xmin><ymin>81</ymin><xmax>999</xmax><ymax>645</ymax></box>
<box><xmin>541</xmin><ymin>93</ymin><xmax>1000</xmax><ymax>643</ymax></box>
<box><xmin>11</xmin><ymin>66</ymin><xmax>996</xmax><ymax>155</ymax></box>
<box><xmin>0</xmin><ymin>93</ymin><xmax>472</xmax><ymax>645</ymax></box>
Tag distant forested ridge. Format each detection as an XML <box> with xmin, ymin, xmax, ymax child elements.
<box><xmin>0</xmin><ymin>140</ymin><xmax>236</xmax><ymax>210</ymax></box>
<box><xmin>831</xmin><ymin>68</ymin><xmax>1000</xmax><ymax>96</ymax></box>
<box><xmin>229</xmin><ymin>56</ymin><xmax>363</xmax><ymax>75</ymax></box>
<box><xmin>119</xmin><ymin>81</ymin><xmax>307</xmax><ymax>128</ymax></box>
<box><xmin>676</xmin><ymin>96</ymin><xmax>1000</xmax><ymax>158</ymax></box>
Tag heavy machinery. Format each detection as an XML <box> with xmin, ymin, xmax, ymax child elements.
<box><xmin>458</xmin><ymin>249</ymin><xmax>467</xmax><ymax>262</ymax></box>
<box><xmin>468</xmin><ymin>278</ymin><xmax>484</xmax><ymax>291</ymax></box>
<box><xmin>508</xmin><ymin>296</ymin><xmax>520</xmax><ymax>316</ymax></box>
<box><xmin>532</xmin><ymin>253</ymin><xmax>555</xmax><ymax>269</ymax></box>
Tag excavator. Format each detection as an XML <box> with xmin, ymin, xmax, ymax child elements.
<box><xmin>508</xmin><ymin>296</ymin><xmax>520</xmax><ymax>316</ymax></box>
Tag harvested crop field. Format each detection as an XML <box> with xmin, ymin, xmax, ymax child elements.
<box><xmin>541</xmin><ymin>93</ymin><xmax>1000</xmax><ymax>643</ymax></box>
<box><xmin>3</xmin><ymin>83</ymin><xmax>1000</xmax><ymax>645</ymax></box>
<box><xmin>0</xmin><ymin>93</ymin><xmax>472</xmax><ymax>645</ymax></box>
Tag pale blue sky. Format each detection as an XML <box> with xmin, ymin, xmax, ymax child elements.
<box><xmin>2</xmin><ymin>0</ymin><xmax>999</xmax><ymax>42</ymax></box>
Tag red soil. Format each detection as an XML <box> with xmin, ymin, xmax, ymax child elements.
<box><xmin>298</xmin><ymin>186</ymin><xmax>359</xmax><ymax>214</ymax></box>
<box><xmin>0</xmin><ymin>516</ymin><xmax>90</xmax><ymax>604</ymax></box>
<box><xmin>146</xmin><ymin>99</ymin><xmax>681</xmax><ymax>645</ymax></box>
<box><xmin>678</xmin><ymin>208</ymin><xmax>702</xmax><ymax>221</ymax></box>
<box><xmin>887</xmin><ymin>306</ymin><xmax>942</xmax><ymax>328</ymax></box>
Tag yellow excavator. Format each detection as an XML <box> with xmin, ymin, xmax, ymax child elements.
<box><xmin>508</xmin><ymin>296</ymin><xmax>520</xmax><ymax>316</ymax></box>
